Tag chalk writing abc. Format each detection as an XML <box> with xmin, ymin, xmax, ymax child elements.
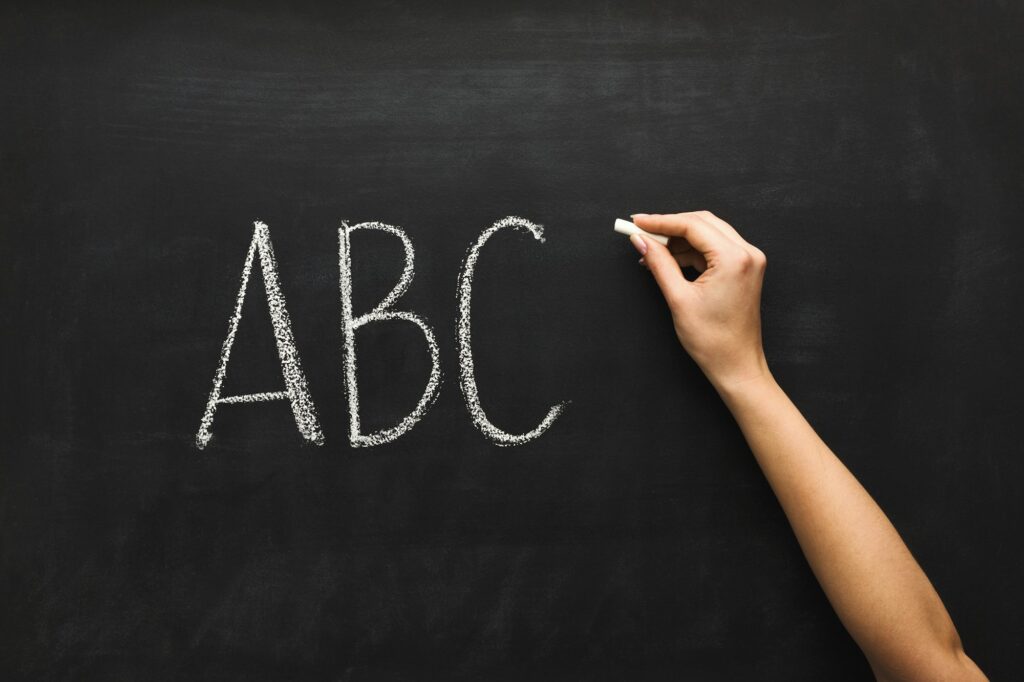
<box><xmin>196</xmin><ymin>217</ymin><xmax>568</xmax><ymax>449</ymax></box>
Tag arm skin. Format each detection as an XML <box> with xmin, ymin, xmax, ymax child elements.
<box><xmin>628</xmin><ymin>211</ymin><xmax>986</xmax><ymax>682</ymax></box>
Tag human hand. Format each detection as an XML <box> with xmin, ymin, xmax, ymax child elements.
<box><xmin>629</xmin><ymin>211</ymin><xmax>770</xmax><ymax>394</ymax></box>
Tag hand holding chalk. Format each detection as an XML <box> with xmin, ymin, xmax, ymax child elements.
<box><xmin>625</xmin><ymin>211</ymin><xmax>770</xmax><ymax>394</ymax></box>
<box><xmin>613</xmin><ymin>218</ymin><xmax>670</xmax><ymax>246</ymax></box>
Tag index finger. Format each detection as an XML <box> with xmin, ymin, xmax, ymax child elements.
<box><xmin>631</xmin><ymin>213</ymin><xmax>733</xmax><ymax>257</ymax></box>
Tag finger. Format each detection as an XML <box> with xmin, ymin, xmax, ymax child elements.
<box><xmin>632</xmin><ymin>213</ymin><xmax>733</xmax><ymax>258</ymax></box>
<box><xmin>687</xmin><ymin>211</ymin><xmax>745</xmax><ymax>245</ymax></box>
<box><xmin>687</xmin><ymin>211</ymin><xmax>764</xmax><ymax>260</ymax></box>
<box><xmin>632</xmin><ymin>234</ymin><xmax>689</xmax><ymax>306</ymax></box>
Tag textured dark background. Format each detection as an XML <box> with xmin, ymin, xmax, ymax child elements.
<box><xmin>2</xmin><ymin>1</ymin><xmax>1021</xmax><ymax>679</ymax></box>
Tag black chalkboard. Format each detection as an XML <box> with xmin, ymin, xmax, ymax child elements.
<box><xmin>3</xmin><ymin>1</ymin><xmax>1021</xmax><ymax>679</ymax></box>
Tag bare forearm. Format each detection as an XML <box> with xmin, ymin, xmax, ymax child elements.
<box><xmin>718</xmin><ymin>373</ymin><xmax>985</xmax><ymax>681</ymax></box>
<box><xmin>628</xmin><ymin>211</ymin><xmax>984</xmax><ymax>679</ymax></box>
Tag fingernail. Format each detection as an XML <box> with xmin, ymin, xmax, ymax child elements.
<box><xmin>638</xmin><ymin>257</ymin><xmax>647</xmax><ymax>269</ymax></box>
<box><xmin>631</xmin><ymin>213</ymin><xmax>647</xmax><ymax>220</ymax></box>
<box><xmin>629</xmin><ymin>233</ymin><xmax>647</xmax><ymax>256</ymax></box>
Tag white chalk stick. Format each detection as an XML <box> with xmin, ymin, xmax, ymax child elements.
<box><xmin>614</xmin><ymin>218</ymin><xmax>670</xmax><ymax>246</ymax></box>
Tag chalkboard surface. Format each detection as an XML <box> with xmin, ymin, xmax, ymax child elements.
<box><xmin>3</xmin><ymin>1</ymin><xmax>1022</xmax><ymax>679</ymax></box>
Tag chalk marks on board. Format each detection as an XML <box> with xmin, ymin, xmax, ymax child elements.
<box><xmin>339</xmin><ymin>221</ymin><xmax>442</xmax><ymax>448</ymax></box>
<box><xmin>196</xmin><ymin>221</ymin><xmax>324</xmax><ymax>449</ymax></box>
<box><xmin>458</xmin><ymin>217</ymin><xmax>568</xmax><ymax>445</ymax></box>
<box><xmin>196</xmin><ymin>218</ymin><xmax>567</xmax><ymax>448</ymax></box>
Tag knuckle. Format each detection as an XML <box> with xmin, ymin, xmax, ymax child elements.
<box><xmin>735</xmin><ymin>249</ymin><xmax>754</xmax><ymax>269</ymax></box>
<box><xmin>752</xmin><ymin>247</ymin><xmax>767</xmax><ymax>269</ymax></box>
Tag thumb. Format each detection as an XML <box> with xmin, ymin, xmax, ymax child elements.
<box><xmin>632</xmin><ymin>234</ymin><xmax>689</xmax><ymax>306</ymax></box>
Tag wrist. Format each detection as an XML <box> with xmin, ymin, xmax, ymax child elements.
<box><xmin>707</xmin><ymin>356</ymin><xmax>776</xmax><ymax>401</ymax></box>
